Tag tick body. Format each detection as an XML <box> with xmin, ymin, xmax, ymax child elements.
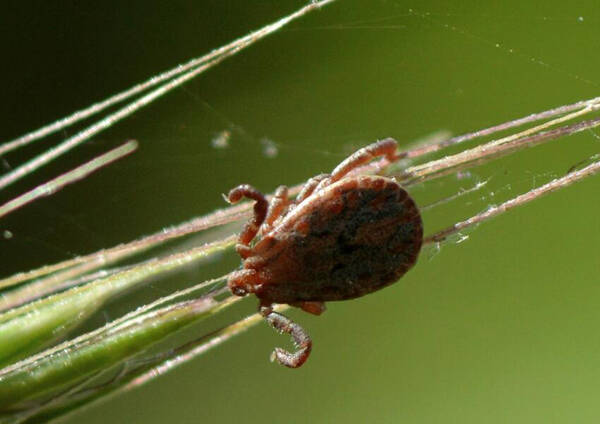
<box><xmin>226</xmin><ymin>138</ymin><xmax>423</xmax><ymax>368</ymax></box>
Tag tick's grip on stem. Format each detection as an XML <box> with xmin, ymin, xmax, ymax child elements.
<box><xmin>261</xmin><ymin>308</ymin><xmax>312</xmax><ymax>368</ymax></box>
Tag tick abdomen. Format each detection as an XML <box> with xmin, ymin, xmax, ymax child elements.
<box><xmin>250</xmin><ymin>175</ymin><xmax>423</xmax><ymax>304</ymax></box>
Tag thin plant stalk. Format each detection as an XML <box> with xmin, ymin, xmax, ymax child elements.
<box><xmin>0</xmin><ymin>0</ymin><xmax>334</xmax><ymax>156</ymax></box>
<box><xmin>399</xmin><ymin>116</ymin><xmax>600</xmax><ymax>184</ymax></box>
<box><xmin>0</xmin><ymin>141</ymin><xmax>137</xmax><ymax>219</ymax></box>
<box><xmin>0</xmin><ymin>0</ymin><xmax>337</xmax><ymax>191</ymax></box>
<box><xmin>405</xmin><ymin>96</ymin><xmax>600</xmax><ymax>158</ymax></box>
<box><xmin>424</xmin><ymin>159</ymin><xmax>600</xmax><ymax>244</ymax></box>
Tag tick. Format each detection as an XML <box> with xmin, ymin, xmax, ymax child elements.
<box><xmin>225</xmin><ymin>138</ymin><xmax>423</xmax><ymax>368</ymax></box>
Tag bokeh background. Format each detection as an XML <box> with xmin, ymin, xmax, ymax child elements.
<box><xmin>2</xmin><ymin>0</ymin><xmax>600</xmax><ymax>422</ymax></box>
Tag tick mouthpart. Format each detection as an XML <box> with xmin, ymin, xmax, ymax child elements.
<box><xmin>228</xmin><ymin>268</ymin><xmax>261</xmax><ymax>297</ymax></box>
<box><xmin>231</xmin><ymin>286</ymin><xmax>247</xmax><ymax>296</ymax></box>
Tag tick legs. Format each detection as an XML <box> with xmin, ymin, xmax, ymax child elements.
<box><xmin>261</xmin><ymin>185</ymin><xmax>290</xmax><ymax>234</ymax></box>
<box><xmin>330</xmin><ymin>137</ymin><xmax>402</xmax><ymax>183</ymax></box>
<box><xmin>291</xmin><ymin>301</ymin><xmax>326</xmax><ymax>316</ymax></box>
<box><xmin>226</xmin><ymin>184</ymin><xmax>268</xmax><ymax>259</ymax></box>
<box><xmin>295</xmin><ymin>173</ymin><xmax>329</xmax><ymax>204</ymax></box>
<box><xmin>314</xmin><ymin>138</ymin><xmax>404</xmax><ymax>193</ymax></box>
<box><xmin>260</xmin><ymin>305</ymin><xmax>312</xmax><ymax>368</ymax></box>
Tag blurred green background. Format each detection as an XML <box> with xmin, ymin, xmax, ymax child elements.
<box><xmin>2</xmin><ymin>0</ymin><xmax>600</xmax><ymax>422</ymax></box>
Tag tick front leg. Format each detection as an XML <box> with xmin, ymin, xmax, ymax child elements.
<box><xmin>225</xmin><ymin>184</ymin><xmax>268</xmax><ymax>259</ymax></box>
<box><xmin>260</xmin><ymin>305</ymin><xmax>312</xmax><ymax>368</ymax></box>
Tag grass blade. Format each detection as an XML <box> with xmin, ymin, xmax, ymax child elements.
<box><xmin>0</xmin><ymin>297</ymin><xmax>222</xmax><ymax>411</ymax></box>
<box><xmin>0</xmin><ymin>238</ymin><xmax>232</xmax><ymax>365</ymax></box>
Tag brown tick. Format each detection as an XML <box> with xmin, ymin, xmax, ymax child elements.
<box><xmin>225</xmin><ymin>138</ymin><xmax>423</xmax><ymax>368</ymax></box>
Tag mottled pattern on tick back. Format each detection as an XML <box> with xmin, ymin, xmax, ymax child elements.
<box><xmin>246</xmin><ymin>175</ymin><xmax>423</xmax><ymax>304</ymax></box>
